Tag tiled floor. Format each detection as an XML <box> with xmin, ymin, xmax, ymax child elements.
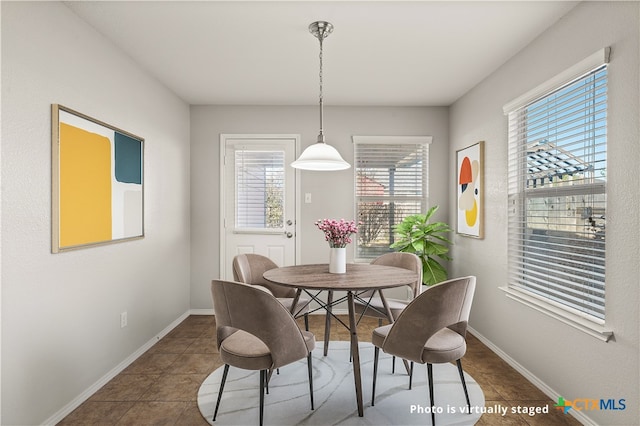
<box><xmin>58</xmin><ymin>314</ymin><xmax>580</xmax><ymax>425</ymax></box>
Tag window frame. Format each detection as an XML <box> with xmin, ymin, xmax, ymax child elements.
<box><xmin>352</xmin><ymin>135</ymin><xmax>432</xmax><ymax>262</ymax></box>
<box><xmin>501</xmin><ymin>48</ymin><xmax>613</xmax><ymax>342</ymax></box>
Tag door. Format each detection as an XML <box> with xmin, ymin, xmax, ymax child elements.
<box><xmin>220</xmin><ymin>135</ymin><xmax>298</xmax><ymax>280</ymax></box>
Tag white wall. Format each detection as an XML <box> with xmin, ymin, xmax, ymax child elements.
<box><xmin>4</xmin><ymin>2</ymin><xmax>635</xmax><ymax>424</ymax></box>
<box><xmin>1</xmin><ymin>2</ymin><xmax>191</xmax><ymax>424</ymax></box>
<box><xmin>190</xmin><ymin>105</ymin><xmax>449</xmax><ymax>309</ymax></box>
<box><xmin>449</xmin><ymin>2</ymin><xmax>639</xmax><ymax>425</ymax></box>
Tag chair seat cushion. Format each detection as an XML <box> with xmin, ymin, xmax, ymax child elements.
<box><xmin>354</xmin><ymin>297</ymin><xmax>409</xmax><ymax>320</ymax></box>
<box><xmin>220</xmin><ymin>329</ymin><xmax>315</xmax><ymax>371</ymax></box>
<box><xmin>372</xmin><ymin>325</ymin><xmax>466</xmax><ymax>364</ymax></box>
<box><xmin>277</xmin><ymin>297</ymin><xmax>311</xmax><ymax>316</ymax></box>
<box><xmin>219</xmin><ymin>330</ymin><xmax>272</xmax><ymax>370</ymax></box>
<box><xmin>422</xmin><ymin>328</ymin><xmax>466</xmax><ymax>363</ymax></box>
<box><xmin>301</xmin><ymin>330</ymin><xmax>316</xmax><ymax>353</ymax></box>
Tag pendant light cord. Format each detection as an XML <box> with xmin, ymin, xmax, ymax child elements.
<box><xmin>318</xmin><ymin>30</ymin><xmax>325</xmax><ymax>142</ymax></box>
<box><xmin>291</xmin><ymin>21</ymin><xmax>350</xmax><ymax>170</ymax></box>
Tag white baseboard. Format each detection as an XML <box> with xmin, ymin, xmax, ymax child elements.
<box><xmin>42</xmin><ymin>311</ymin><xmax>191</xmax><ymax>425</ymax></box>
<box><xmin>324</xmin><ymin>308</ymin><xmax>348</xmax><ymax>316</ymax></box>
<box><xmin>467</xmin><ymin>326</ymin><xmax>595</xmax><ymax>426</ymax></box>
<box><xmin>190</xmin><ymin>308</ymin><xmax>214</xmax><ymax>315</ymax></box>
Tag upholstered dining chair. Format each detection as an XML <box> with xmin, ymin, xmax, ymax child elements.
<box><xmin>211</xmin><ymin>279</ymin><xmax>315</xmax><ymax>426</ymax></box>
<box><xmin>348</xmin><ymin>252</ymin><xmax>422</xmax><ymax>370</ymax></box>
<box><xmin>232</xmin><ymin>254</ymin><xmax>310</xmax><ymax>330</ymax></box>
<box><xmin>371</xmin><ymin>275</ymin><xmax>476</xmax><ymax>426</ymax></box>
<box><xmin>353</xmin><ymin>252</ymin><xmax>423</xmax><ymax>322</ymax></box>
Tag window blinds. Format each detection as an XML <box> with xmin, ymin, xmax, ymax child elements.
<box><xmin>235</xmin><ymin>150</ymin><xmax>285</xmax><ymax>229</ymax></box>
<box><xmin>507</xmin><ymin>65</ymin><xmax>607</xmax><ymax>320</ymax></box>
<box><xmin>354</xmin><ymin>140</ymin><xmax>429</xmax><ymax>259</ymax></box>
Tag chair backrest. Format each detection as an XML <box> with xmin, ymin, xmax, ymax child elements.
<box><xmin>381</xmin><ymin>276</ymin><xmax>476</xmax><ymax>363</ymax></box>
<box><xmin>211</xmin><ymin>279</ymin><xmax>309</xmax><ymax>368</ymax></box>
<box><xmin>232</xmin><ymin>254</ymin><xmax>296</xmax><ymax>298</ymax></box>
<box><xmin>371</xmin><ymin>252</ymin><xmax>423</xmax><ymax>298</ymax></box>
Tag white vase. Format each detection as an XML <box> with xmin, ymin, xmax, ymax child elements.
<box><xmin>329</xmin><ymin>247</ymin><xmax>346</xmax><ymax>274</ymax></box>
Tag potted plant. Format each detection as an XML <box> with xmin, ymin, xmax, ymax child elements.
<box><xmin>390</xmin><ymin>205</ymin><xmax>453</xmax><ymax>286</ymax></box>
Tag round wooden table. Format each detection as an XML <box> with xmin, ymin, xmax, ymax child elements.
<box><xmin>263</xmin><ymin>263</ymin><xmax>418</xmax><ymax>417</ymax></box>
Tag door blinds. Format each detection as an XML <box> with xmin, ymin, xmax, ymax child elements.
<box><xmin>235</xmin><ymin>150</ymin><xmax>285</xmax><ymax>229</ymax></box>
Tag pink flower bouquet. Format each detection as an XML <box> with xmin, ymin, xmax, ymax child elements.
<box><xmin>315</xmin><ymin>219</ymin><xmax>359</xmax><ymax>248</ymax></box>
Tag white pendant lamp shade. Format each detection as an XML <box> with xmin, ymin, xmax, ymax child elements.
<box><xmin>291</xmin><ymin>141</ymin><xmax>351</xmax><ymax>171</ymax></box>
<box><xmin>291</xmin><ymin>21</ymin><xmax>350</xmax><ymax>171</ymax></box>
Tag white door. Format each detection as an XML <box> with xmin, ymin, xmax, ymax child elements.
<box><xmin>221</xmin><ymin>135</ymin><xmax>298</xmax><ymax>280</ymax></box>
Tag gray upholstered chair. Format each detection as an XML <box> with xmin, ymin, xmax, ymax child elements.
<box><xmin>353</xmin><ymin>252</ymin><xmax>423</xmax><ymax>322</ymax></box>
<box><xmin>211</xmin><ymin>279</ymin><xmax>315</xmax><ymax>425</ymax></box>
<box><xmin>323</xmin><ymin>252</ymin><xmax>422</xmax><ymax>358</ymax></box>
<box><xmin>349</xmin><ymin>252</ymin><xmax>422</xmax><ymax>370</ymax></box>
<box><xmin>232</xmin><ymin>254</ymin><xmax>310</xmax><ymax>330</ymax></box>
<box><xmin>371</xmin><ymin>276</ymin><xmax>476</xmax><ymax>426</ymax></box>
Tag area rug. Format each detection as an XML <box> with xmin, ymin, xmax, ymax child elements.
<box><xmin>198</xmin><ymin>341</ymin><xmax>484</xmax><ymax>425</ymax></box>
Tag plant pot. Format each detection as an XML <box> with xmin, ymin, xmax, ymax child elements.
<box><xmin>329</xmin><ymin>247</ymin><xmax>346</xmax><ymax>274</ymax></box>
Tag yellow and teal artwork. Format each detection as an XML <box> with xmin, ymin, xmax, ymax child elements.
<box><xmin>52</xmin><ymin>105</ymin><xmax>144</xmax><ymax>252</ymax></box>
<box><xmin>456</xmin><ymin>141</ymin><xmax>484</xmax><ymax>238</ymax></box>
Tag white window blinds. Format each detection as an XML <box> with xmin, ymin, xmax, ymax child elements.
<box><xmin>506</xmin><ymin>63</ymin><xmax>607</xmax><ymax>321</ymax></box>
<box><xmin>353</xmin><ymin>136</ymin><xmax>430</xmax><ymax>259</ymax></box>
<box><xmin>235</xmin><ymin>150</ymin><xmax>284</xmax><ymax>229</ymax></box>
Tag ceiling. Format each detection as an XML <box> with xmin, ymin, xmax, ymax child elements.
<box><xmin>64</xmin><ymin>1</ymin><xmax>578</xmax><ymax>106</ymax></box>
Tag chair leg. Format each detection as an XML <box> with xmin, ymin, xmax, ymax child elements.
<box><xmin>307</xmin><ymin>353</ymin><xmax>314</xmax><ymax>410</ymax></box>
<box><xmin>304</xmin><ymin>313</ymin><xmax>309</xmax><ymax>331</ymax></box>
<box><xmin>427</xmin><ymin>363</ymin><xmax>435</xmax><ymax>426</ymax></box>
<box><xmin>372</xmin><ymin>346</ymin><xmax>380</xmax><ymax>406</ymax></box>
<box><xmin>265</xmin><ymin>369</ymin><xmax>270</xmax><ymax>395</ymax></box>
<box><xmin>456</xmin><ymin>359</ymin><xmax>471</xmax><ymax>411</ymax></box>
<box><xmin>409</xmin><ymin>361</ymin><xmax>414</xmax><ymax>389</ymax></box>
<box><xmin>259</xmin><ymin>369</ymin><xmax>266</xmax><ymax>426</ymax></box>
<box><xmin>213</xmin><ymin>364</ymin><xmax>229</xmax><ymax>421</ymax></box>
<box><xmin>374</xmin><ymin>317</ymin><xmax>397</xmax><ymax>373</ymax></box>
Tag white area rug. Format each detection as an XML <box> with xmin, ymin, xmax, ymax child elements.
<box><xmin>198</xmin><ymin>341</ymin><xmax>484</xmax><ymax>425</ymax></box>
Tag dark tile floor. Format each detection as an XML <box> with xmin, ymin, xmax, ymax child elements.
<box><xmin>58</xmin><ymin>314</ymin><xmax>580</xmax><ymax>425</ymax></box>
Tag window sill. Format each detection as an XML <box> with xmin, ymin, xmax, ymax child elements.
<box><xmin>499</xmin><ymin>286</ymin><xmax>614</xmax><ymax>342</ymax></box>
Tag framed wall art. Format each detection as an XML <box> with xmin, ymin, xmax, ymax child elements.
<box><xmin>51</xmin><ymin>104</ymin><xmax>144</xmax><ymax>252</ymax></box>
<box><xmin>456</xmin><ymin>141</ymin><xmax>484</xmax><ymax>238</ymax></box>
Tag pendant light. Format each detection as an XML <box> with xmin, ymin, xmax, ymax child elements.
<box><xmin>291</xmin><ymin>21</ymin><xmax>351</xmax><ymax>171</ymax></box>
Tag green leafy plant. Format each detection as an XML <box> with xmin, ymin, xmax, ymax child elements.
<box><xmin>390</xmin><ymin>206</ymin><xmax>453</xmax><ymax>286</ymax></box>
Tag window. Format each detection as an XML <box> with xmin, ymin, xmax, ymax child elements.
<box><xmin>353</xmin><ymin>136</ymin><xmax>431</xmax><ymax>259</ymax></box>
<box><xmin>235</xmin><ymin>150</ymin><xmax>284</xmax><ymax>229</ymax></box>
<box><xmin>504</xmin><ymin>50</ymin><xmax>609</xmax><ymax>333</ymax></box>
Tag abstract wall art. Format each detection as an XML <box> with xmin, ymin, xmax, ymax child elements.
<box><xmin>456</xmin><ymin>141</ymin><xmax>484</xmax><ymax>238</ymax></box>
<box><xmin>52</xmin><ymin>105</ymin><xmax>144</xmax><ymax>252</ymax></box>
